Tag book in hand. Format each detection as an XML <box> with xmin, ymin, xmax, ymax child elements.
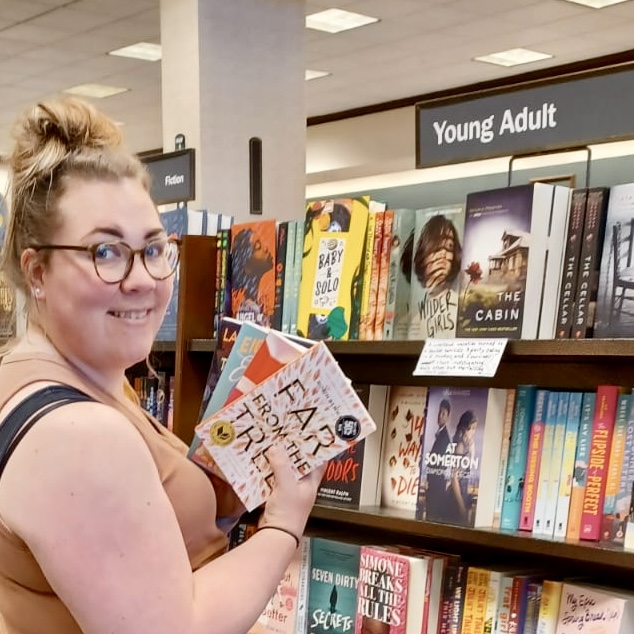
<box><xmin>194</xmin><ymin>341</ymin><xmax>377</xmax><ymax>511</ymax></box>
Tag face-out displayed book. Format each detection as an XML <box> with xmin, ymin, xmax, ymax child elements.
<box><xmin>456</xmin><ymin>183</ymin><xmax>570</xmax><ymax>340</ymax></box>
<box><xmin>193</xmin><ymin>333</ymin><xmax>378</xmax><ymax>511</ymax></box>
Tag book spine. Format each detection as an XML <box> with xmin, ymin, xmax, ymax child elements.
<box><xmin>542</xmin><ymin>391</ymin><xmax>570</xmax><ymax>537</ymax></box>
<box><xmin>492</xmin><ymin>389</ymin><xmax>517</xmax><ymax>530</ymax></box>
<box><xmin>553</xmin><ymin>391</ymin><xmax>583</xmax><ymax>539</ymax></box>
<box><xmin>506</xmin><ymin>577</ymin><xmax>528</xmax><ymax>634</ymax></box>
<box><xmin>357</xmin><ymin>210</ymin><xmax>376</xmax><ymax>341</ymax></box>
<box><xmin>555</xmin><ymin>188</ymin><xmax>588</xmax><ymax>339</ymax></box>
<box><xmin>580</xmin><ymin>385</ymin><xmax>621</xmax><ymax>541</ymax></box>
<box><xmin>614</xmin><ymin>403</ymin><xmax>634</xmax><ymax>546</ymax></box>
<box><xmin>450</xmin><ymin>564</ymin><xmax>468</xmax><ymax>634</ymax></box>
<box><xmin>272</xmin><ymin>221</ymin><xmax>288</xmax><ymax>331</ymax></box>
<box><xmin>566</xmin><ymin>392</ymin><xmax>596</xmax><ymax>541</ymax></box>
<box><xmin>439</xmin><ymin>557</ymin><xmax>462</xmax><ymax>634</ymax></box>
<box><xmin>519</xmin><ymin>390</ymin><xmax>549</xmax><ymax>531</ymax></box>
<box><xmin>374</xmin><ymin>209</ymin><xmax>394</xmax><ymax>341</ymax></box>
<box><xmin>495</xmin><ymin>575</ymin><xmax>515</xmax><ymax>634</ymax></box>
<box><xmin>500</xmin><ymin>386</ymin><xmax>538</xmax><ymax>531</ymax></box>
<box><xmin>570</xmin><ymin>187</ymin><xmax>609</xmax><ymax>339</ymax></box>
<box><xmin>460</xmin><ymin>567</ymin><xmax>478</xmax><ymax>634</ymax></box>
<box><xmin>366</xmin><ymin>210</ymin><xmax>384</xmax><ymax>342</ymax></box>
<box><xmin>294</xmin><ymin>537</ymin><xmax>312</xmax><ymax>634</ymax></box>
<box><xmin>535</xmin><ymin>579</ymin><xmax>562</xmax><ymax>634</ymax></box>
<box><xmin>483</xmin><ymin>570</ymin><xmax>501</xmax><ymax>634</ymax></box>
<box><xmin>600</xmin><ymin>392</ymin><xmax>631</xmax><ymax>543</ymax></box>
<box><xmin>290</xmin><ymin>219</ymin><xmax>303</xmax><ymax>335</ymax></box>
<box><xmin>281</xmin><ymin>220</ymin><xmax>297</xmax><ymax>334</ymax></box>
<box><xmin>532</xmin><ymin>391</ymin><xmax>559</xmax><ymax>535</ymax></box>
<box><xmin>472</xmin><ymin>568</ymin><xmax>490</xmax><ymax>634</ymax></box>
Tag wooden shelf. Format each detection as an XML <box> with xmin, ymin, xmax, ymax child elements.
<box><xmin>310</xmin><ymin>505</ymin><xmax>634</xmax><ymax>573</ymax></box>
<box><xmin>151</xmin><ymin>340</ymin><xmax>176</xmax><ymax>353</ymax></box>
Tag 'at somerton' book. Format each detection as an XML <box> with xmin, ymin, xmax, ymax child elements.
<box><xmin>194</xmin><ymin>342</ymin><xmax>377</xmax><ymax>511</ymax></box>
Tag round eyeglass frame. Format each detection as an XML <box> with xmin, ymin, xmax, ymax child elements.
<box><xmin>28</xmin><ymin>236</ymin><xmax>181</xmax><ymax>284</ymax></box>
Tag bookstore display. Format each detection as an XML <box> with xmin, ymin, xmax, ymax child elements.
<box><xmin>145</xmin><ymin>175</ymin><xmax>634</xmax><ymax>634</ymax></box>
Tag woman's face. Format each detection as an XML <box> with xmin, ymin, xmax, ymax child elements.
<box><xmin>33</xmin><ymin>177</ymin><xmax>172</xmax><ymax>379</ymax></box>
<box><xmin>464</xmin><ymin>419</ymin><xmax>477</xmax><ymax>441</ymax></box>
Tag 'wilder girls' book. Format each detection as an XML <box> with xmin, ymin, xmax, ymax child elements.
<box><xmin>298</xmin><ymin>197</ymin><xmax>370</xmax><ymax>340</ymax></box>
<box><xmin>194</xmin><ymin>342</ymin><xmax>377</xmax><ymax>511</ymax></box>
<box><xmin>408</xmin><ymin>204</ymin><xmax>465</xmax><ymax>340</ymax></box>
<box><xmin>307</xmin><ymin>538</ymin><xmax>361</xmax><ymax>634</ymax></box>
<box><xmin>456</xmin><ymin>183</ymin><xmax>560</xmax><ymax>339</ymax></box>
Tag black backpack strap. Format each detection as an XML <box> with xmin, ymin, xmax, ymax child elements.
<box><xmin>0</xmin><ymin>385</ymin><xmax>95</xmax><ymax>479</ymax></box>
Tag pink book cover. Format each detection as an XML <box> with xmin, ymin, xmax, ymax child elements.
<box><xmin>518</xmin><ymin>416</ymin><xmax>546</xmax><ymax>532</ymax></box>
<box><xmin>580</xmin><ymin>385</ymin><xmax>622</xmax><ymax>541</ymax></box>
<box><xmin>355</xmin><ymin>546</ymin><xmax>409</xmax><ymax>634</ymax></box>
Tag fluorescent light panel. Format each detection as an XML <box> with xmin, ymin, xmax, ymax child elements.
<box><xmin>63</xmin><ymin>83</ymin><xmax>129</xmax><ymax>98</ymax></box>
<box><xmin>108</xmin><ymin>42</ymin><xmax>162</xmax><ymax>61</ymax></box>
<box><xmin>474</xmin><ymin>47</ymin><xmax>553</xmax><ymax>67</ymax></box>
<box><xmin>305</xmin><ymin>69</ymin><xmax>330</xmax><ymax>81</ymax></box>
<box><xmin>306</xmin><ymin>9</ymin><xmax>379</xmax><ymax>33</ymax></box>
<box><xmin>561</xmin><ymin>0</ymin><xmax>631</xmax><ymax>7</ymax></box>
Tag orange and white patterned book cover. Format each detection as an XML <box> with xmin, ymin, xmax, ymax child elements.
<box><xmin>195</xmin><ymin>342</ymin><xmax>377</xmax><ymax>511</ymax></box>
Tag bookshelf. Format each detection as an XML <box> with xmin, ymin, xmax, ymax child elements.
<box><xmin>169</xmin><ymin>234</ymin><xmax>634</xmax><ymax>586</ymax></box>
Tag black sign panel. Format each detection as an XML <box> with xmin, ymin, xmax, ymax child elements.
<box><xmin>416</xmin><ymin>67</ymin><xmax>634</xmax><ymax>168</ymax></box>
<box><xmin>141</xmin><ymin>148</ymin><xmax>195</xmax><ymax>205</ymax></box>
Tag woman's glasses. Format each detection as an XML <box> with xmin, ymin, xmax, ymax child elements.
<box><xmin>29</xmin><ymin>236</ymin><xmax>181</xmax><ymax>284</ymax></box>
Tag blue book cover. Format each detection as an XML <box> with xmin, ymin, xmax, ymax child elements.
<box><xmin>500</xmin><ymin>385</ymin><xmax>538</xmax><ymax>531</ymax></box>
<box><xmin>307</xmin><ymin>538</ymin><xmax>360</xmax><ymax>634</ymax></box>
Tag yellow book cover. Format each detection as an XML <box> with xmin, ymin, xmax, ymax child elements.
<box><xmin>298</xmin><ymin>197</ymin><xmax>370</xmax><ymax>340</ymax></box>
<box><xmin>460</xmin><ymin>567</ymin><xmax>479</xmax><ymax>634</ymax></box>
<box><xmin>472</xmin><ymin>568</ymin><xmax>491</xmax><ymax>634</ymax></box>
<box><xmin>536</xmin><ymin>580</ymin><xmax>562</xmax><ymax>634</ymax></box>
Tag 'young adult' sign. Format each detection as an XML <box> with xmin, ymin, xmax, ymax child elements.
<box><xmin>416</xmin><ymin>66</ymin><xmax>634</xmax><ymax>167</ymax></box>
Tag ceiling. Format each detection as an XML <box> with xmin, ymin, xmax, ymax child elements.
<box><xmin>2</xmin><ymin>0</ymin><xmax>634</xmax><ymax>157</ymax></box>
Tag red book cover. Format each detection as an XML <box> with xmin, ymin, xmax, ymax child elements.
<box><xmin>230</xmin><ymin>219</ymin><xmax>277</xmax><ymax>328</ymax></box>
<box><xmin>580</xmin><ymin>385</ymin><xmax>623</xmax><ymax>541</ymax></box>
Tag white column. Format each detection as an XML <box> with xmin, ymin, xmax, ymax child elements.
<box><xmin>160</xmin><ymin>0</ymin><xmax>306</xmax><ymax>222</ymax></box>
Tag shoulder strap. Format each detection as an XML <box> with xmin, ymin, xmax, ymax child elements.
<box><xmin>0</xmin><ymin>385</ymin><xmax>95</xmax><ymax>479</ymax></box>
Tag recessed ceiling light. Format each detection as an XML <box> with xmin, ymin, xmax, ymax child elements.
<box><xmin>561</xmin><ymin>0</ymin><xmax>631</xmax><ymax>7</ymax></box>
<box><xmin>305</xmin><ymin>9</ymin><xmax>379</xmax><ymax>34</ymax></box>
<box><xmin>108</xmin><ymin>42</ymin><xmax>162</xmax><ymax>62</ymax></box>
<box><xmin>474</xmin><ymin>48</ymin><xmax>553</xmax><ymax>67</ymax></box>
<box><xmin>305</xmin><ymin>69</ymin><xmax>330</xmax><ymax>81</ymax></box>
<box><xmin>63</xmin><ymin>83</ymin><xmax>129</xmax><ymax>98</ymax></box>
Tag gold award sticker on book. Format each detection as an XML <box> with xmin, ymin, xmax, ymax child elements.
<box><xmin>334</xmin><ymin>415</ymin><xmax>362</xmax><ymax>442</ymax></box>
<box><xmin>209</xmin><ymin>420</ymin><xmax>235</xmax><ymax>446</ymax></box>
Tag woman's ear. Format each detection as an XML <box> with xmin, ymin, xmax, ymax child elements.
<box><xmin>21</xmin><ymin>247</ymin><xmax>45</xmax><ymax>297</ymax></box>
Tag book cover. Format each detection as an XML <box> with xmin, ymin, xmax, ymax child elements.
<box><xmin>555</xmin><ymin>188</ymin><xmax>588</xmax><ymax>339</ymax></box>
<box><xmin>417</xmin><ymin>386</ymin><xmax>508</xmax><ymax>528</ymax></box>
<box><xmin>580</xmin><ymin>385</ymin><xmax>623</xmax><ymax>541</ymax></box>
<box><xmin>272</xmin><ymin>221</ymin><xmax>289</xmax><ymax>331</ymax></box>
<box><xmin>298</xmin><ymin>198</ymin><xmax>370</xmax><ymax>341</ymax></box>
<box><xmin>290</xmin><ymin>219</ymin><xmax>304</xmax><ymax>336</ymax></box>
<box><xmin>492</xmin><ymin>388</ymin><xmax>517</xmax><ymax>530</ymax></box>
<box><xmin>248</xmin><ymin>536</ymin><xmax>310</xmax><ymax>634</ymax></box>
<box><xmin>456</xmin><ymin>183</ymin><xmax>556</xmax><ymax>339</ymax></box>
<box><xmin>500</xmin><ymin>385</ymin><xmax>538</xmax><ymax>532</ymax></box>
<box><xmin>615</xmin><ymin>398</ymin><xmax>634</xmax><ymax>546</ymax></box>
<box><xmin>198</xmin><ymin>316</ymin><xmax>242</xmax><ymax>420</ymax></box>
<box><xmin>535</xmin><ymin>579</ymin><xmax>562</xmax><ymax>634</ymax></box>
<box><xmin>317</xmin><ymin>384</ymin><xmax>388</xmax><ymax>508</ymax></box>
<box><xmin>380</xmin><ymin>385</ymin><xmax>428</xmax><ymax>512</ymax></box>
<box><xmin>281</xmin><ymin>220</ymin><xmax>297</xmax><ymax>334</ymax></box>
<box><xmin>354</xmin><ymin>545</ymin><xmax>428</xmax><ymax>634</ymax></box>
<box><xmin>555</xmin><ymin>583</ymin><xmax>634</xmax><ymax>634</ymax></box>
<box><xmin>307</xmin><ymin>538</ymin><xmax>361</xmax><ymax>634</ymax></box>
<box><xmin>383</xmin><ymin>209</ymin><xmax>416</xmax><ymax>340</ymax></box>
<box><xmin>194</xmin><ymin>342</ymin><xmax>377</xmax><ymax>511</ymax></box>
<box><xmin>230</xmin><ymin>219</ymin><xmax>277</xmax><ymax>328</ymax></box>
<box><xmin>408</xmin><ymin>204</ymin><xmax>465</xmax><ymax>340</ymax></box>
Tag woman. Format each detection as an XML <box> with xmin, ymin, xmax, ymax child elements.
<box><xmin>447</xmin><ymin>409</ymin><xmax>478</xmax><ymax>526</ymax></box>
<box><xmin>0</xmin><ymin>97</ymin><xmax>324</xmax><ymax>633</ymax></box>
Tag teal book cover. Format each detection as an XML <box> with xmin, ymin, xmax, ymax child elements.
<box><xmin>307</xmin><ymin>538</ymin><xmax>360</xmax><ymax>634</ymax></box>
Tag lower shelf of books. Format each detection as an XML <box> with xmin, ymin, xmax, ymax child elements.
<box><xmin>309</xmin><ymin>504</ymin><xmax>634</xmax><ymax>575</ymax></box>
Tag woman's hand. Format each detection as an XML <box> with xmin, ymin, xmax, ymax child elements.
<box><xmin>259</xmin><ymin>444</ymin><xmax>326</xmax><ymax>540</ymax></box>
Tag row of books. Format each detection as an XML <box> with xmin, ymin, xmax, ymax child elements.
<box><xmin>232</xmin><ymin>530</ymin><xmax>634</xmax><ymax>634</ymax></box>
<box><xmin>158</xmin><ymin>178</ymin><xmax>634</xmax><ymax>342</ymax></box>
<box><xmin>131</xmin><ymin>371</ymin><xmax>174</xmax><ymax>431</ymax></box>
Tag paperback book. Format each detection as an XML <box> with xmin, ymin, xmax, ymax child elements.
<box><xmin>194</xmin><ymin>342</ymin><xmax>377</xmax><ymax>511</ymax></box>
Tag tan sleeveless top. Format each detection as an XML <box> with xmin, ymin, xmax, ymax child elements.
<box><xmin>0</xmin><ymin>347</ymin><xmax>242</xmax><ymax>634</ymax></box>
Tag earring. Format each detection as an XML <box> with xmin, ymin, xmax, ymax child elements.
<box><xmin>33</xmin><ymin>287</ymin><xmax>41</xmax><ymax>297</ymax></box>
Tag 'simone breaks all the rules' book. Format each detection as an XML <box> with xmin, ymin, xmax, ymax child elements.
<box><xmin>194</xmin><ymin>341</ymin><xmax>378</xmax><ymax>511</ymax></box>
